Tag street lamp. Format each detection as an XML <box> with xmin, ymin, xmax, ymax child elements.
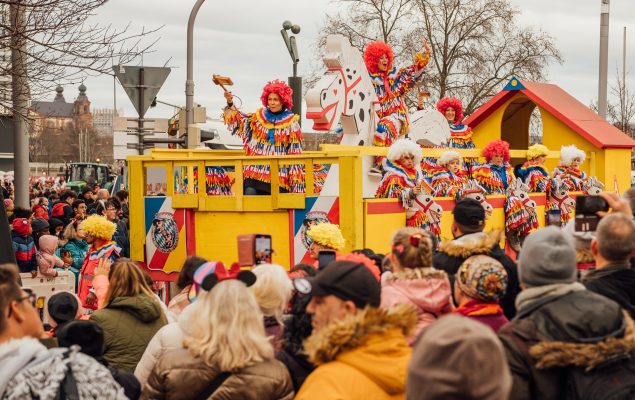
<box><xmin>185</xmin><ymin>0</ymin><xmax>207</xmax><ymax>139</ymax></box>
<box><xmin>281</xmin><ymin>21</ymin><xmax>302</xmax><ymax>122</ymax></box>
<box><xmin>598</xmin><ymin>0</ymin><xmax>610</xmax><ymax>119</ymax></box>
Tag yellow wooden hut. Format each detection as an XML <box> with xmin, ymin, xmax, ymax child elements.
<box><xmin>465</xmin><ymin>77</ymin><xmax>635</xmax><ymax>191</ymax></box>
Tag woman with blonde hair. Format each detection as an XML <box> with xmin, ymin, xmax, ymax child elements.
<box><xmin>91</xmin><ymin>258</ymin><xmax>167</xmax><ymax>373</ymax></box>
<box><xmin>142</xmin><ymin>263</ymin><xmax>294</xmax><ymax>399</ymax></box>
<box><xmin>251</xmin><ymin>263</ymin><xmax>293</xmax><ymax>352</ymax></box>
<box><xmin>381</xmin><ymin>227</ymin><xmax>453</xmax><ymax>344</ymax></box>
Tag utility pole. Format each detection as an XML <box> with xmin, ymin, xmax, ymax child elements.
<box><xmin>185</xmin><ymin>0</ymin><xmax>206</xmax><ymax>140</ymax></box>
<box><xmin>598</xmin><ymin>0</ymin><xmax>610</xmax><ymax>120</ymax></box>
<box><xmin>10</xmin><ymin>1</ymin><xmax>29</xmax><ymax>208</ymax></box>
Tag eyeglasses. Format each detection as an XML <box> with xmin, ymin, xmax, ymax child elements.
<box><xmin>7</xmin><ymin>289</ymin><xmax>36</xmax><ymax>317</ymax></box>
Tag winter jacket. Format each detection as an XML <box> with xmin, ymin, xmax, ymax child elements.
<box><xmin>498</xmin><ymin>286</ymin><xmax>635</xmax><ymax>400</ymax></box>
<box><xmin>112</xmin><ymin>218</ymin><xmax>130</xmax><ymax>258</ymax></box>
<box><xmin>141</xmin><ymin>349</ymin><xmax>294</xmax><ymax>400</ymax></box>
<box><xmin>51</xmin><ymin>201</ymin><xmax>73</xmax><ymax>226</ymax></box>
<box><xmin>62</xmin><ymin>238</ymin><xmax>88</xmax><ymax>290</ymax></box>
<box><xmin>78</xmin><ymin>241</ymin><xmax>120</xmax><ymax>310</ymax></box>
<box><xmin>36</xmin><ymin>235</ymin><xmax>62</xmax><ymax>277</ymax></box>
<box><xmin>433</xmin><ymin>230</ymin><xmax>520</xmax><ymax>319</ymax></box>
<box><xmin>296</xmin><ymin>305</ymin><xmax>416</xmax><ymax>400</ymax></box>
<box><xmin>32</xmin><ymin>204</ymin><xmax>49</xmax><ymax>221</ymax></box>
<box><xmin>11</xmin><ymin>230</ymin><xmax>37</xmax><ymax>273</ymax></box>
<box><xmin>381</xmin><ymin>267</ymin><xmax>453</xmax><ymax>344</ymax></box>
<box><xmin>583</xmin><ymin>263</ymin><xmax>635</xmax><ymax>318</ymax></box>
<box><xmin>91</xmin><ymin>294</ymin><xmax>168</xmax><ymax>373</ymax></box>
<box><xmin>135</xmin><ymin>322</ymin><xmax>185</xmax><ymax>387</ymax></box>
<box><xmin>0</xmin><ymin>337</ymin><xmax>126</xmax><ymax>399</ymax></box>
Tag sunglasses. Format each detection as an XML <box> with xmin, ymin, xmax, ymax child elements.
<box><xmin>7</xmin><ymin>288</ymin><xmax>36</xmax><ymax>318</ymax></box>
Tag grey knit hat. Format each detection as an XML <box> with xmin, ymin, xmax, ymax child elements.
<box><xmin>518</xmin><ymin>226</ymin><xmax>577</xmax><ymax>287</ymax></box>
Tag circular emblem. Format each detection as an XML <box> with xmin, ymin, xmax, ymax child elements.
<box><xmin>300</xmin><ymin>211</ymin><xmax>331</xmax><ymax>250</ymax></box>
<box><xmin>151</xmin><ymin>212</ymin><xmax>179</xmax><ymax>253</ymax></box>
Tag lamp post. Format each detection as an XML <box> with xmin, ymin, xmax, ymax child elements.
<box><xmin>185</xmin><ymin>0</ymin><xmax>206</xmax><ymax>139</ymax></box>
<box><xmin>598</xmin><ymin>0</ymin><xmax>610</xmax><ymax>120</ymax></box>
<box><xmin>280</xmin><ymin>21</ymin><xmax>302</xmax><ymax>123</ymax></box>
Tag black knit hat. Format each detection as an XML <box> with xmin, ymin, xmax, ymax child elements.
<box><xmin>453</xmin><ymin>198</ymin><xmax>486</xmax><ymax>228</ymax></box>
<box><xmin>31</xmin><ymin>217</ymin><xmax>50</xmax><ymax>233</ymax></box>
<box><xmin>47</xmin><ymin>292</ymin><xmax>78</xmax><ymax>326</ymax></box>
<box><xmin>56</xmin><ymin>320</ymin><xmax>105</xmax><ymax>358</ymax></box>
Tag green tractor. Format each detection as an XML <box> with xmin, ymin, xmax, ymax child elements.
<box><xmin>65</xmin><ymin>162</ymin><xmax>116</xmax><ymax>194</ymax></box>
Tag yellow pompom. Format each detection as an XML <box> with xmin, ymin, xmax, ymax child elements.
<box><xmin>82</xmin><ymin>214</ymin><xmax>116</xmax><ymax>240</ymax></box>
<box><xmin>307</xmin><ymin>223</ymin><xmax>346</xmax><ymax>251</ymax></box>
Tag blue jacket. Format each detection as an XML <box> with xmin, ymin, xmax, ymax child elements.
<box><xmin>12</xmin><ymin>231</ymin><xmax>37</xmax><ymax>273</ymax></box>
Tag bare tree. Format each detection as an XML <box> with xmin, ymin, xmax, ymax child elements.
<box><xmin>590</xmin><ymin>68</ymin><xmax>635</xmax><ymax>136</ymax></box>
<box><xmin>311</xmin><ymin>0</ymin><xmax>561</xmax><ymax>116</ymax></box>
<box><xmin>1</xmin><ymin>0</ymin><xmax>161</xmax><ymax>117</ymax></box>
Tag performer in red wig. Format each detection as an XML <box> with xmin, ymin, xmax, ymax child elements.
<box><xmin>364</xmin><ymin>39</ymin><xmax>431</xmax><ymax>175</ymax></box>
<box><xmin>472</xmin><ymin>140</ymin><xmax>515</xmax><ymax>194</ymax></box>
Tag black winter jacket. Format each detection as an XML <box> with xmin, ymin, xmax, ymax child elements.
<box><xmin>583</xmin><ymin>263</ymin><xmax>635</xmax><ymax>318</ymax></box>
<box><xmin>432</xmin><ymin>230</ymin><xmax>520</xmax><ymax>319</ymax></box>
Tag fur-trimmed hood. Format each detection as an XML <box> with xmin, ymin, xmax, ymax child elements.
<box><xmin>303</xmin><ymin>304</ymin><xmax>416</xmax><ymax>394</ymax></box>
<box><xmin>304</xmin><ymin>304</ymin><xmax>417</xmax><ymax>365</ymax></box>
<box><xmin>438</xmin><ymin>230</ymin><xmax>501</xmax><ymax>258</ymax></box>
<box><xmin>530</xmin><ymin>311</ymin><xmax>635</xmax><ymax>371</ymax></box>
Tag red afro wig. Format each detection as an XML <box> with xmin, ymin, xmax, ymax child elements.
<box><xmin>482</xmin><ymin>140</ymin><xmax>511</xmax><ymax>162</ymax></box>
<box><xmin>364</xmin><ymin>41</ymin><xmax>394</xmax><ymax>74</ymax></box>
<box><xmin>260</xmin><ymin>80</ymin><xmax>293</xmax><ymax>111</ymax></box>
<box><xmin>437</xmin><ymin>97</ymin><xmax>463</xmax><ymax>123</ymax></box>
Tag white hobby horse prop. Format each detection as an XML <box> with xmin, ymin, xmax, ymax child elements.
<box><xmin>306</xmin><ymin>34</ymin><xmax>378</xmax><ymax>197</ymax></box>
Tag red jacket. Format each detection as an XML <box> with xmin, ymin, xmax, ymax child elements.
<box><xmin>32</xmin><ymin>204</ymin><xmax>49</xmax><ymax>221</ymax></box>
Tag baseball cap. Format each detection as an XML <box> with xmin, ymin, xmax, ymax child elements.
<box><xmin>294</xmin><ymin>261</ymin><xmax>380</xmax><ymax>309</ymax></box>
<box><xmin>453</xmin><ymin>198</ymin><xmax>485</xmax><ymax>228</ymax></box>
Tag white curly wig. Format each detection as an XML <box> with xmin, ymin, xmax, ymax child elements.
<box><xmin>559</xmin><ymin>145</ymin><xmax>586</xmax><ymax>166</ymax></box>
<box><xmin>387</xmin><ymin>138</ymin><xmax>422</xmax><ymax>164</ymax></box>
<box><xmin>438</xmin><ymin>150</ymin><xmax>462</xmax><ymax>166</ymax></box>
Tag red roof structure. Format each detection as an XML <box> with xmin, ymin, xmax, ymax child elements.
<box><xmin>465</xmin><ymin>79</ymin><xmax>635</xmax><ymax>149</ymax></box>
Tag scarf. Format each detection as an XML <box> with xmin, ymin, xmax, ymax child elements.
<box><xmin>455</xmin><ymin>299</ymin><xmax>504</xmax><ymax>317</ymax></box>
<box><xmin>515</xmin><ymin>282</ymin><xmax>585</xmax><ymax>312</ymax></box>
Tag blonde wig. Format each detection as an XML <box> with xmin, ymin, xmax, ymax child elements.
<box><xmin>250</xmin><ymin>264</ymin><xmax>293</xmax><ymax>324</ymax></box>
<box><xmin>438</xmin><ymin>150</ymin><xmax>462</xmax><ymax>167</ymax></box>
<box><xmin>183</xmin><ymin>280</ymin><xmax>274</xmax><ymax>371</ymax></box>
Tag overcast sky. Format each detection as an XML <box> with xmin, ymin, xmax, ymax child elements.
<box><xmin>60</xmin><ymin>0</ymin><xmax>635</xmax><ymax>122</ymax></box>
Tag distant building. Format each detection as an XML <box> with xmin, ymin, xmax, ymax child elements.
<box><xmin>93</xmin><ymin>108</ymin><xmax>118</xmax><ymax>136</ymax></box>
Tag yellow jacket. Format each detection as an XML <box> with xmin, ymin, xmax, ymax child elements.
<box><xmin>296</xmin><ymin>304</ymin><xmax>417</xmax><ymax>400</ymax></box>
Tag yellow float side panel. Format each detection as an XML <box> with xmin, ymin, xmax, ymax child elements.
<box><xmin>364</xmin><ymin>210</ymin><xmax>405</xmax><ymax>255</ymax></box>
<box><xmin>471</xmin><ymin>104</ymin><xmax>506</xmax><ymax>149</ymax></box>
<box><xmin>194</xmin><ymin>211</ymin><xmax>291</xmax><ymax>268</ymax></box>
<box><xmin>602</xmin><ymin>148</ymin><xmax>631</xmax><ymax>193</ymax></box>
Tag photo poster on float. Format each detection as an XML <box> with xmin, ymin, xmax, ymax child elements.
<box><xmin>144</xmin><ymin>196</ymin><xmax>186</xmax><ymax>273</ymax></box>
<box><xmin>291</xmin><ymin>196</ymin><xmax>340</xmax><ymax>265</ymax></box>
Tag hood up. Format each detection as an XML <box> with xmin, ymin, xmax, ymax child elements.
<box><xmin>107</xmin><ymin>294</ymin><xmax>164</xmax><ymax>323</ymax></box>
<box><xmin>438</xmin><ymin>230</ymin><xmax>501</xmax><ymax>258</ymax></box>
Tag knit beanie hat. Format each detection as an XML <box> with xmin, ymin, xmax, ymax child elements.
<box><xmin>47</xmin><ymin>292</ymin><xmax>82</xmax><ymax>328</ymax></box>
<box><xmin>31</xmin><ymin>217</ymin><xmax>49</xmax><ymax>233</ymax></box>
<box><xmin>12</xmin><ymin>218</ymin><xmax>30</xmax><ymax>236</ymax></box>
<box><xmin>456</xmin><ymin>255</ymin><xmax>508</xmax><ymax>302</ymax></box>
<box><xmin>518</xmin><ymin>226</ymin><xmax>577</xmax><ymax>287</ymax></box>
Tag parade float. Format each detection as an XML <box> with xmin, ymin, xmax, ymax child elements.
<box><xmin>126</xmin><ymin>35</ymin><xmax>635</xmax><ymax>279</ymax></box>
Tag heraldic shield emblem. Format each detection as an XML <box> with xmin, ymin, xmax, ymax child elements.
<box><xmin>151</xmin><ymin>212</ymin><xmax>179</xmax><ymax>253</ymax></box>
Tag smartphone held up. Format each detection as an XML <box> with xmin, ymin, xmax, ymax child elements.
<box><xmin>237</xmin><ymin>234</ymin><xmax>272</xmax><ymax>266</ymax></box>
<box><xmin>574</xmin><ymin>195</ymin><xmax>609</xmax><ymax>233</ymax></box>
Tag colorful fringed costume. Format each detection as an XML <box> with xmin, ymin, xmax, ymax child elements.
<box><xmin>517</xmin><ymin>160</ymin><xmax>551</xmax><ymax>192</ymax></box>
<box><xmin>223</xmin><ymin>106</ymin><xmax>304</xmax><ymax>193</ymax></box>
<box><xmin>364</xmin><ymin>41</ymin><xmax>430</xmax><ymax>167</ymax></box>
<box><xmin>375</xmin><ymin>159</ymin><xmax>440</xmax><ymax>239</ymax></box>
<box><xmin>205</xmin><ymin>166</ymin><xmax>235</xmax><ymax>196</ymax></box>
<box><xmin>430</xmin><ymin>168</ymin><xmax>468</xmax><ymax>197</ymax></box>
<box><xmin>552</xmin><ymin>166</ymin><xmax>587</xmax><ymax>191</ymax></box>
<box><xmin>472</xmin><ymin>163</ymin><xmax>515</xmax><ymax>195</ymax></box>
<box><xmin>437</xmin><ymin>97</ymin><xmax>477</xmax><ymax>174</ymax></box>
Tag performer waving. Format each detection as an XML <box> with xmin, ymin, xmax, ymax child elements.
<box><xmin>223</xmin><ymin>80</ymin><xmax>303</xmax><ymax>195</ymax></box>
<box><xmin>552</xmin><ymin>144</ymin><xmax>588</xmax><ymax>191</ymax></box>
<box><xmin>430</xmin><ymin>150</ymin><xmax>468</xmax><ymax>197</ymax></box>
<box><xmin>516</xmin><ymin>144</ymin><xmax>551</xmax><ymax>192</ymax></box>
<box><xmin>364</xmin><ymin>39</ymin><xmax>431</xmax><ymax>174</ymax></box>
<box><xmin>472</xmin><ymin>140</ymin><xmax>515</xmax><ymax>194</ymax></box>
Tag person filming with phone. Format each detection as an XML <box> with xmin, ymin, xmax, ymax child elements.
<box><xmin>305</xmin><ymin>223</ymin><xmax>345</xmax><ymax>263</ymax></box>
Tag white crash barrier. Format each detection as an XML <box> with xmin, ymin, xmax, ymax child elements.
<box><xmin>19</xmin><ymin>271</ymin><xmax>76</xmax><ymax>324</ymax></box>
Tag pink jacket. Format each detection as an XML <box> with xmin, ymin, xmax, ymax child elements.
<box><xmin>37</xmin><ymin>235</ymin><xmax>62</xmax><ymax>277</ymax></box>
<box><xmin>381</xmin><ymin>267</ymin><xmax>453</xmax><ymax>344</ymax></box>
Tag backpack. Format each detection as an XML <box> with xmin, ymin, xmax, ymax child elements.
<box><xmin>52</xmin><ymin>202</ymin><xmax>67</xmax><ymax>218</ymax></box>
<box><xmin>565</xmin><ymin>353</ymin><xmax>635</xmax><ymax>400</ymax></box>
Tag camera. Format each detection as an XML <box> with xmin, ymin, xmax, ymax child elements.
<box><xmin>574</xmin><ymin>195</ymin><xmax>609</xmax><ymax>232</ymax></box>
